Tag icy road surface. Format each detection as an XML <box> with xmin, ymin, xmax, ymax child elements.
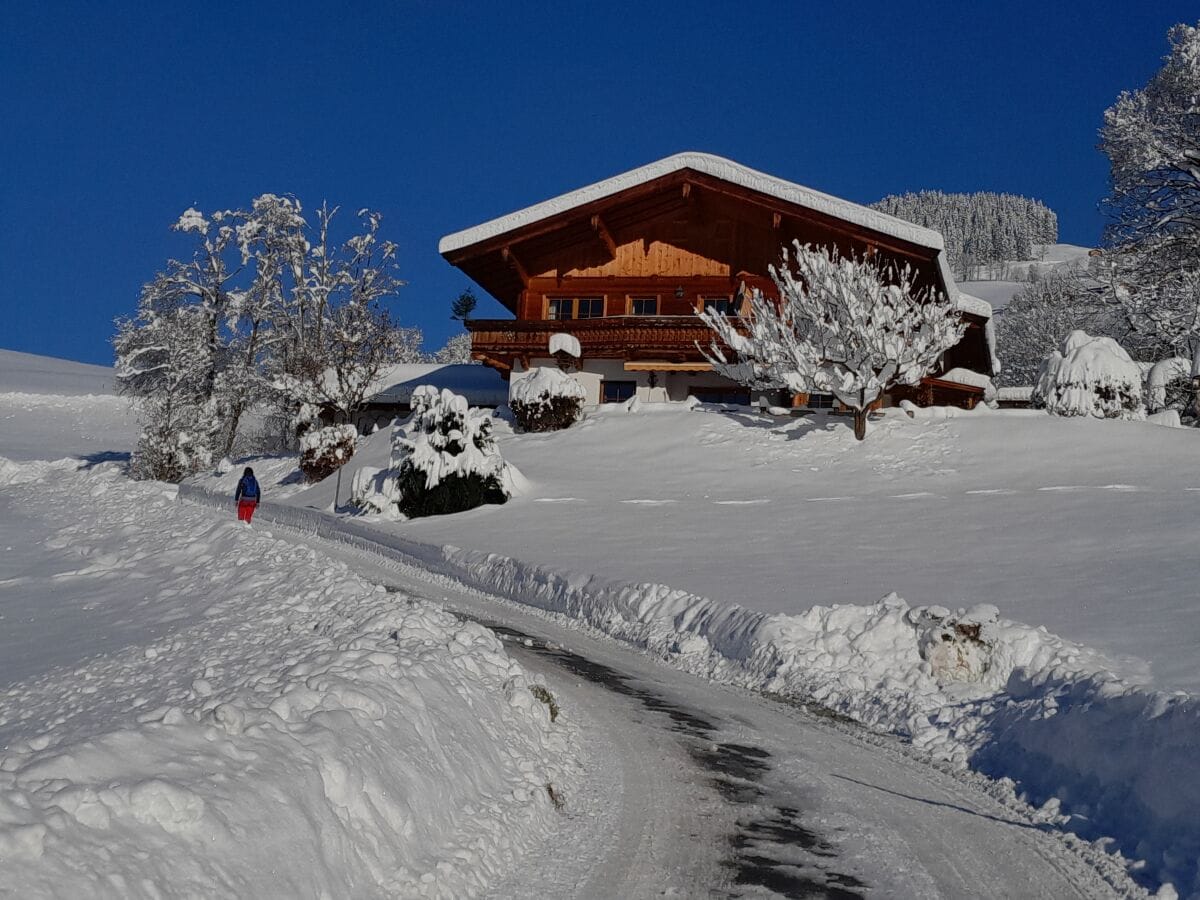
<box><xmin>288</xmin><ymin>527</ymin><xmax>1142</xmax><ymax>900</ymax></box>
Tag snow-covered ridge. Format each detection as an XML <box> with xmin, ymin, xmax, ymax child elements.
<box><xmin>438</xmin><ymin>152</ymin><xmax>946</xmax><ymax>255</ymax></box>
<box><xmin>0</xmin><ymin>348</ymin><xmax>117</xmax><ymax>396</ymax></box>
<box><xmin>177</xmin><ymin>483</ymin><xmax>1200</xmax><ymax>896</ymax></box>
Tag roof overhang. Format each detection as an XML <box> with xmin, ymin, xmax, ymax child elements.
<box><xmin>439</xmin><ymin>151</ymin><xmax>945</xmax><ymax>257</ymax></box>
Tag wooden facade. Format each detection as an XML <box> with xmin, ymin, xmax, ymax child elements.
<box><xmin>440</xmin><ymin>153</ymin><xmax>993</xmax><ymax>408</ymax></box>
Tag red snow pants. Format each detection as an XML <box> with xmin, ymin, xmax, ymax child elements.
<box><xmin>237</xmin><ymin>500</ymin><xmax>258</xmax><ymax>523</ymax></box>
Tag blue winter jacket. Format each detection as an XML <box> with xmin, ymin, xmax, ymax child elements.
<box><xmin>235</xmin><ymin>475</ymin><xmax>260</xmax><ymax>502</ymax></box>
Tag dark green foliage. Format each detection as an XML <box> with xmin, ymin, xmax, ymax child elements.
<box><xmin>451</xmin><ymin>288</ymin><xmax>478</xmax><ymax>321</ymax></box>
<box><xmin>394</xmin><ymin>465</ymin><xmax>507</xmax><ymax>518</ymax></box>
<box><xmin>510</xmin><ymin>395</ymin><xmax>583</xmax><ymax>432</ymax></box>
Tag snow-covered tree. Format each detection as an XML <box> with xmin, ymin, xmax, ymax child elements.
<box><xmin>1033</xmin><ymin>330</ymin><xmax>1145</xmax><ymax>420</ymax></box>
<box><xmin>1099</xmin><ymin>22</ymin><xmax>1200</xmax><ymax>412</ymax></box>
<box><xmin>700</xmin><ymin>242</ymin><xmax>966</xmax><ymax>440</ymax></box>
<box><xmin>871</xmin><ymin>192</ymin><xmax>1058</xmax><ymax>280</ymax></box>
<box><xmin>392</xmin><ymin>386</ymin><xmax>512</xmax><ymax>517</ymax></box>
<box><xmin>115</xmin><ymin>303</ymin><xmax>216</xmax><ymax>480</ymax></box>
<box><xmin>994</xmin><ymin>273</ymin><xmax>1122</xmax><ymax>386</ymax></box>
<box><xmin>117</xmin><ymin>196</ymin><xmax>421</xmax><ymax>474</ymax></box>
<box><xmin>244</xmin><ymin>199</ymin><xmax>417</xmax><ymax>435</ymax></box>
<box><xmin>432</xmin><ymin>332</ymin><xmax>474</xmax><ymax>364</ymax></box>
<box><xmin>115</xmin><ymin>208</ymin><xmax>252</xmax><ymax>476</ymax></box>
<box><xmin>1101</xmin><ymin>22</ymin><xmax>1200</xmax><ymax>270</ymax></box>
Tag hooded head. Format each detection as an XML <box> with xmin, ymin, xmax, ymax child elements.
<box><xmin>243</xmin><ymin>467</ymin><xmax>254</xmax><ymax>478</ymax></box>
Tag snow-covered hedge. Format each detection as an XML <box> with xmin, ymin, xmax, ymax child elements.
<box><xmin>509</xmin><ymin>368</ymin><xmax>586</xmax><ymax>433</ymax></box>
<box><xmin>1033</xmin><ymin>330</ymin><xmax>1145</xmax><ymax>420</ymax></box>
<box><xmin>298</xmin><ymin>424</ymin><xmax>357</xmax><ymax>482</ymax></box>
<box><xmin>391</xmin><ymin>386</ymin><xmax>513</xmax><ymax>518</ymax></box>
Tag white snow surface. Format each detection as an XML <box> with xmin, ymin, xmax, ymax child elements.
<box><xmin>547</xmin><ymin>332</ymin><xmax>581</xmax><ymax>358</ymax></box>
<box><xmin>509</xmin><ymin>366</ymin><xmax>587</xmax><ymax>405</ymax></box>
<box><xmin>8</xmin><ymin>349</ymin><xmax>1200</xmax><ymax>896</ymax></box>
<box><xmin>936</xmin><ymin>367</ymin><xmax>993</xmax><ymax>390</ymax></box>
<box><xmin>0</xmin><ymin>353</ymin><xmax>571</xmax><ymax>898</ymax></box>
<box><xmin>256</xmin><ymin>400</ymin><xmax>1200</xmax><ymax>894</ymax></box>
<box><xmin>0</xmin><ymin>349</ymin><xmax>118</xmax><ymax>396</ymax></box>
<box><xmin>954</xmin><ymin>292</ymin><xmax>993</xmax><ymax>318</ymax></box>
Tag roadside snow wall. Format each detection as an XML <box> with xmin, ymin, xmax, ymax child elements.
<box><xmin>179</xmin><ymin>485</ymin><xmax>1200</xmax><ymax>898</ymax></box>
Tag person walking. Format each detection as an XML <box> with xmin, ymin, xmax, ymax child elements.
<box><xmin>235</xmin><ymin>467</ymin><xmax>261</xmax><ymax>524</ymax></box>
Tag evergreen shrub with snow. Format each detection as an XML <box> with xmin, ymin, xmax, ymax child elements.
<box><xmin>393</xmin><ymin>386</ymin><xmax>510</xmax><ymax>518</ymax></box>
<box><xmin>1033</xmin><ymin>330</ymin><xmax>1145</xmax><ymax>420</ymax></box>
<box><xmin>509</xmin><ymin>368</ymin><xmax>586</xmax><ymax>432</ymax></box>
<box><xmin>299</xmin><ymin>424</ymin><xmax>357</xmax><ymax>482</ymax></box>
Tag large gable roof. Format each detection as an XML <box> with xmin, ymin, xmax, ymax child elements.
<box><xmin>438</xmin><ymin>151</ymin><xmax>945</xmax><ymax>256</ymax></box>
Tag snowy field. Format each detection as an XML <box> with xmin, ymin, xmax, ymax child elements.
<box><xmin>962</xmin><ymin>242</ymin><xmax>1093</xmax><ymax>312</ymax></box>
<box><xmin>0</xmin><ymin>349</ymin><xmax>136</xmax><ymax>463</ymax></box>
<box><xmin>6</xmin><ymin>348</ymin><xmax>1200</xmax><ymax>896</ymax></box>
<box><xmin>225</xmin><ymin>398</ymin><xmax>1200</xmax><ymax>896</ymax></box>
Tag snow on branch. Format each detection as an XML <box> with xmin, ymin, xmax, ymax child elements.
<box><xmin>700</xmin><ymin>242</ymin><xmax>966</xmax><ymax>439</ymax></box>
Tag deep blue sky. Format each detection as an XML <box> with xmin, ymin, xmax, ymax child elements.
<box><xmin>1</xmin><ymin>1</ymin><xmax>1194</xmax><ymax>365</ymax></box>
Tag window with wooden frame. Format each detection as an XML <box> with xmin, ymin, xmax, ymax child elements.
<box><xmin>546</xmin><ymin>296</ymin><xmax>603</xmax><ymax>320</ymax></box>
<box><xmin>628</xmin><ymin>296</ymin><xmax>659</xmax><ymax>316</ymax></box>
<box><xmin>699</xmin><ymin>295</ymin><xmax>735</xmax><ymax>316</ymax></box>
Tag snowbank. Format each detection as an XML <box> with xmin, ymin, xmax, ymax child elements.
<box><xmin>177</xmin><ymin>482</ymin><xmax>1200</xmax><ymax>897</ymax></box>
<box><xmin>0</xmin><ymin>456</ymin><xmax>571</xmax><ymax>897</ymax></box>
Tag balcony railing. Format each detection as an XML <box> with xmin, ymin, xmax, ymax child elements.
<box><xmin>466</xmin><ymin>315</ymin><xmax>724</xmax><ymax>362</ymax></box>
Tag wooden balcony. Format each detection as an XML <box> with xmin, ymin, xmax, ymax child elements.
<box><xmin>466</xmin><ymin>316</ymin><xmax>723</xmax><ymax>370</ymax></box>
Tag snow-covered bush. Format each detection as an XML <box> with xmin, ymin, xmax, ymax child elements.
<box><xmin>1144</xmin><ymin>356</ymin><xmax>1192</xmax><ymax>415</ymax></box>
<box><xmin>1033</xmin><ymin>330</ymin><xmax>1145</xmax><ymax>420</ymax></box>
<box><xmin>299</xmin><ymin>424</ymin><xmax>357</xmax><ymax>482</ymax></box>
<box><xmin>393</xmin><ymin>386</ymin><xmax>511</xmax><ymax>518</ymax></box>
<box><xmin>509</xmin><ymin>367</ymin><xmax>586</xmax><ymax>432</ymax></box>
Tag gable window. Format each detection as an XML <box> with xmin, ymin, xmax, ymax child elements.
<box><xmin>547</xmin><ymin>296</ymin><xmax>603</xmax><ymax>320</ymax></box>
<box><xmin>602</xmin><ymin>380</ymin><xmax>637</xmax><ymax>403</ymax></box>
<box><xmin>700</xmin><ymin>296</ymin><xmax>735</xmax><ymax>316</ymax></box>
<box><xmin>629</xmin><ymin>296</ymin><xmax>658</xmax><ymax>316</ymax></box>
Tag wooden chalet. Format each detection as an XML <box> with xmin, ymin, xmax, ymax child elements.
<box><xmin>439</xmin><ymin>152</ymin><xmax>995</xmax><ymax>409</ymax></box>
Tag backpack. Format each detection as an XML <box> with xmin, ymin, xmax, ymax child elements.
<box><xmin>240</xmin><ymin>475</ymin><xmax>260</xmax><ymax>500</ymax></box>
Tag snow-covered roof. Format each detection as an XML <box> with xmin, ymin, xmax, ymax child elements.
<box><xmin>955</xmin><ymin>293</ymin><xmax>993</xmax><ymax>319</ymax></box>
<box><xmin>364</xmin><ymin>364</ymin><xmax>509</xmax><ymax>407</ymax></box>
<box><xmin>937</xmin><ymin>368</ymin><xmax>993</xmax><ymax>390</ymax></box>
<box><xmin>439</xmin><ymin>152</ymin><xmax>946</xmax><ymax>255</ymax></box>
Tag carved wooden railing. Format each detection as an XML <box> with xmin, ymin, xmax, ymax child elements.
<box><xmin>466</xmin><ymin>316</ymin><xmax>723</xmax><ymax>362</ymax></box>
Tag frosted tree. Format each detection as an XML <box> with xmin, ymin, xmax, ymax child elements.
<box><xmin>240</xmin><ymin>197</ymin><xmax>419</xmax><ymax>435</ymax></box>
<box><xmin>995</xmin><ymin>273</ymin><xmax>1122</xmax><ymax>386</ymax></box>
<box><xmin>872</xmin><ymin>192</ymin><xmax>1059</xmax><ymax>279</ymax></box>
<box><xmin>115</xmin><ymin>303</ymin><xmax>215</xmax><ymax>481</ymax></box>
<box><xmin>1099</xmin><ymin>23</ymin><xmax>1200</xmax><ymax>409</ymax></box>
<box><xmin>1101</xmin><ymin>23</ymin><xmax>1200</xmax><ymax>270</ymax></box>
<box><xmin>700</xmin><ymin>242</ymin><xmax>966</xmax><ymax>440</ymax></box>
<box><xmin>115</xmin><ymin>207</ymin><xmax>251</xmax><ymax>475</ymax></box>
<box><xmin>432</xmin><ymin>332</ymin><xmax>474</xmax><ymax>364</ymax></box>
